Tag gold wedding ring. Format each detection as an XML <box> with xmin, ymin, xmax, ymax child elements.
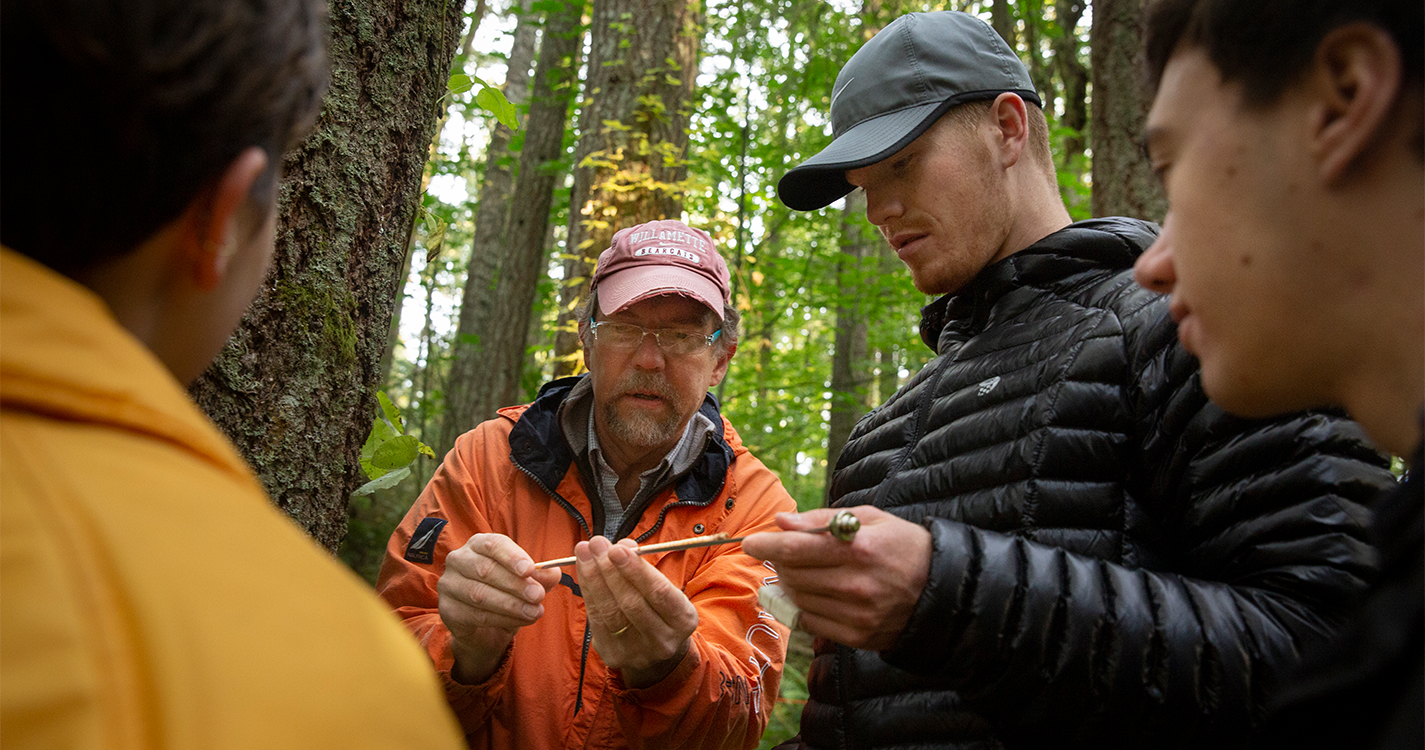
<box><xmin>611</xmin><ymin>624</ymin><xmax>631</xmax><ymax>636</ymax></box>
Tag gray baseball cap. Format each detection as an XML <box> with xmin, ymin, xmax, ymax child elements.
<box><xmin>777</xmin><ymin>11</ymin><xmax>1041</xmax><ymax>211</ymax></box>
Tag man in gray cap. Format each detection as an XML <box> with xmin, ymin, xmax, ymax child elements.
<box><xmin>743</xmin><ymin>11</ymin><xmax>1395</xmax><ymax>749</ymax></box>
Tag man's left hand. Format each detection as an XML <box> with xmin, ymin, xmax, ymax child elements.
<box><xmin>576</xmin><ymin>536</ymin><xmax>699</xmax><ymax>688</ymax></box>
<box><xmin>741</xmin><ymin>505</ymin><xmax>930</xmax><ymax>651</ymax></box>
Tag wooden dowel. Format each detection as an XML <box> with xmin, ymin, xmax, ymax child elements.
<box><xmin>533</xmin><ymin>532</ymin><xmax>743</xmax><ymax>570</ymax></box>
<box><xmin>529</xmin><ymin>511</ymin><xmax>861</xmax><ymax>570</ymax></box>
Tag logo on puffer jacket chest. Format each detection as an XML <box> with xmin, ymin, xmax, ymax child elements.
<box><xmin>977</xmin><ymin>376</ymin><xmax>1001</xmax><ymax>396</ymax></box>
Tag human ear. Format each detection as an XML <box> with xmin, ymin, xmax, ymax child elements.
<box><xmin>183</xmin><ymin>147</ymin><xmax>271</xmax><ymax>290</ymax></box>
<box><xmin>707</xmin><ymin>343</ymin><xmax>736</xmax><ymax>387</ymax></box>
<box><xmin>1309</xmin><ymin>24</ymin><xmax>1401</xmax><ymax>185</ymax></box>
<box><xmin>989</xmin><ymin>92</ymin><xmax>1030</xmax><ymax>169</ymax></box>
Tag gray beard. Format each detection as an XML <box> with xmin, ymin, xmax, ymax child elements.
<box><xmin>601</xmin><ymin>372</ymin><xmax>686</xmax><ymax>449</ymax></box>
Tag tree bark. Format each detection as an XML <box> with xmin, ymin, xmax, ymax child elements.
<box><xmin>824</xmin><ymin>190</ymin><xmax>871</xmax><ymax>497</ymax></box>
<box><xmin>190</xmin><ymin>0</ymin><xmax>464</xmax><ymax>552</ymax></box>
<box><xmin>989</xmin><ymin>0</ymin><xmax>1017</xmax><ymax>50</ymax></box>
<box><xmin>379</xmin><ymin>0</ymin><xmax>487</xmax><ymax>389</ymax></box>
<box><xmin>549</xmin><ymin>0</ymin><xmax>701</xmax><ymax>378</ymax></box>
<box><xmin>1053</xmin><ymin>0</ymin><xmax>1088</xmax><ymax>164</ymax></box>
<box><xmin>438</xmin><ymin>0</ymin><xmax>541</xmax><ymax>458</ymax></box>
<box><xmin>1089</xmin><ymin>0</ymin><xmax>1166</xmax><ymax>221</ymax></box>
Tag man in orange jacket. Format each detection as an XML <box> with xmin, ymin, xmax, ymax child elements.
<box><xmin>379</xmin><ymin>219</ymin><xmax>797</xmax><ymax>749</ymax></box>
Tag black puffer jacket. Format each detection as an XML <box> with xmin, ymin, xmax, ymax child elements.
<box><xmin>797</xmin><ymin>218</ymin><xmax>1394</xmax><ymax>750</ymax></box>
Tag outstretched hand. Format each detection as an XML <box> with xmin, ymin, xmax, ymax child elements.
<box><xmin>740</xmin><ymin>505</ymin><xmax>930</xmax><ymax>651</ymax></box>
<box><xmin>438</xmin><ymin>533</ymin><xmax>562</xmax><ymax>685</ymax></box>
<box><xmin>576</xmin><ymin>536</ymin><xmax>699</xmax><ymax>689</ymax></box>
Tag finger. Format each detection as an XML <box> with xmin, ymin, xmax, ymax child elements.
<box><xmin>531</xmin><ymin>566</ymin><xmax>562</xmax><ymax>591</ymax></box>
<box><xmin>445</xmin><ymin>536</ymin><xmax>549</xmax><ymax>604</ymax></box>
<box><xmin>740</xmin><ymin>528</ymin><xmax>855</xmax><ymax>568</ymax></box>
<box><xmin>575</xmin><ymin>541</ymin><xmax>630</xmax><ymax>632</ymax></box>
<box><xmin>771</xmin><ymin>508</ymin><xmax>843</xmax><ymax>531</ymax></box>
<box><xmin>440</xmin><ymin>595</ymin><xmax>541</xmax><ymax>632</ymax></box>
<box><xmin>606</xmin><ymin>543</ymin><xmax>695</xmax><ymax>633</ymax></box>
<box><xmin>467</xmin><ymin>533</ymin><xmax>539</xmax><ymax>578</ymax></box>
<box><xmin>437</xmin><ymin>574</ymin><xmax>546</xmax><ymax>627</ymax></box>
<box><xmin>796</xmin><ymin>607</ymin><xmax>882</xmax><ymax>650</ymax></box>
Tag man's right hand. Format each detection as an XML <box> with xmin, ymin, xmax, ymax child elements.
<box><xmin>437</xmin><ymin>533</ymin><xmax>561</xmax><ymax>685</ymax></box>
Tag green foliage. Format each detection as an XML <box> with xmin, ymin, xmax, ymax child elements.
<box><xmin>355</xmin><ymin>391</ymin><xmax>435</xmax><ymax>493</ymax></box>
<box><xmin>450</xmin><ymin>73</ymin><xmax>520</xmax><ymax>130</ymax></box>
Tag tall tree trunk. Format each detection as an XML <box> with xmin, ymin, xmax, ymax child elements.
<box><xmin>480</xmin><ymin>0</ymin><xmax>587</xmax><ymax>408</ymax></box>
<box><xmin>379</xmin><ymin>0</ymin><xmax>488</xmax><ymax>389</ymax></box>
<box><xmin>871</xmin><ymin>238</ymin><xmax>902</xmax><ymax>405</ymax></box>
<box><xmin>438</xmin><ymin>0</ymin><xmax>541</xmax><ymax>458</ymax></box>
<box><xmin>1053</xmin><ymin>0</ymin><xmax>1088</xmax><ymax>167</ymax></box>
<box><xmin>989</xmin><ymin>0</ymin><xmax>1017</xmax><ymax>49</ymax></box>
<box><xmin>549</xmin><ymin>0</ymin><xmax>701</xmax><ymax>378</ymax></box>
<box><xmin>1018</xmin><ymin>0</ymin><xmax>1054</xmax><ymax>106</ymax></box>
<box><xmin>190</xmin><ymin>0</ymin><xmax>464</xmax><ymax>552</ymax></box>
<box><xmin>1089</xmin><ymin>0</ymin><xmax>1166</xmax><ymax>221</ymax></box>
<box><xmin>824</xmin><ymin>191</ymin><xmax>871</xmax><ymax>497</ymax></box>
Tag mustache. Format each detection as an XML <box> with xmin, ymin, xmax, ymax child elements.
<box><xmin>617</xmin><ymin>370</ymin><xmax>677</xmax><ymax>401</ymax></box>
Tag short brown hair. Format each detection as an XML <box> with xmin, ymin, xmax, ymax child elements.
<box><xmin>938</xmin><ymin>98</ymin><xmax>1057</xmax><ymax>187</ymax></box>
<box><xmin>1</xmin><ymin>0</ymin><xmax>330</xmax><ymax>274</ymax></box>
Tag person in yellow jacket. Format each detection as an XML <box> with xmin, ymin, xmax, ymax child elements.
<box><xmin>0</xmin><ymin>1</ymin><xmax>463</xmax><ymax>747</ymax></box>
<box><xmin>378</xmin><ymin>220</ymin><xmax>796</xmax><ymax>749</ymax></box>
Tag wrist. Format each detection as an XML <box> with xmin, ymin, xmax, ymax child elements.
<box><xmin>618</xmin><ymin>637</ymin><xmax>691</xmax><ymax>689</ymax></box>
<box><xmin>450</xmin><ymin>629</ymin><xmax>514</xmax><ymax>685</ymax></box>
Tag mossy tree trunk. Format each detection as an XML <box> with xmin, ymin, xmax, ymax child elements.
<box><xmin>190</xmin><ymin>0</ymin><xmax>464</xmax><ymax>552</ymax></box>
<box><xmin>549</xmin><ymin>0</ymin><xmax>701</xmax><ymax>378</ymax></box>
<box><xmin>439</xmin><ymin>0</ymin><xmax>584</xmax><ymax>458</ymax></box>
<box><xmin>1089</xmin><ymin>0</ymin><xmax>1166</xmax><ymax>222</ymax></box>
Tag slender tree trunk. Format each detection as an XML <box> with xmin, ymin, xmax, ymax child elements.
<box><xmin>824</xmin><ymin>191</ymin><xmax>871</xmax><ymax>497</ymax></box>
<box><xmin>1053</xmin><ymin>0</ymin><xmax>1088</xmax><ymax>166</ymax></box>
<box><xmin>478</xmin><ymin>0</ymin><xmax>584</xmax><ymax>410</ymax></box>
<box><xmin>989</xmin><ymin>0</ymin><xmax>1016</xmax><ymax>49</ymax></box>
<box><xmin>438</xmin><ymin>0</ymin><xmax>541</xmax><ymax>458</ymax></box>
<box><xmin>1089</xmin><ymin>0</ymin><xmax>1166</xmax><ymax>221</ymax></box>
<box><xmin>550</xmin><ymin>0</ymin><xmax>701</xmax><ymax>378</ymax></box>
<box><xmin>1020</xmin><ymin>0</ymin><xmax>1054</xmax><ymax>107</ymax></box>
<box><xmin>379</xmin><ymin>0</ymin><xmax>486</xmax><ymax>388</ymax></box>
<box><xmin>190</xmin><ymin>0</ymin><xmax>464</xmax><ymax>552</ymax></box>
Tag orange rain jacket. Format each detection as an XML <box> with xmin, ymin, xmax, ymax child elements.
<box><xmin>377</xmin><ymin>377</ymin><xmax>795</xmax><ymax>749</ymax></box>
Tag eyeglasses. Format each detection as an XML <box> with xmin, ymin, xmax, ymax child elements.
<box><xmin>588</xmin><ymin>321</ymin><xmax>722</xmax><ymax>356</ymax></box>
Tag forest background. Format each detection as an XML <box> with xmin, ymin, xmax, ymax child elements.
<box><xmin>190</xmin><ymin>0</ymin><xmax>1166</xmax><ymax>746</ymax></box>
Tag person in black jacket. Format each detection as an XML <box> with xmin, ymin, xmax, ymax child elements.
<box><xmin>1136</xmin><ymin>1</ymin><xmax>1422</xmax><ymax>747</ymax></box>
<box><xmin>741</xmin><ymin>10</ymin><xmax>1398</xmax><ymax>750</ymax></box>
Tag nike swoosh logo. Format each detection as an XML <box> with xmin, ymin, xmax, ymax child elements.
<box><xmin>830</xmin><ymin>76</ymin><xmax>855</xmax><ymax>109</ymax></box>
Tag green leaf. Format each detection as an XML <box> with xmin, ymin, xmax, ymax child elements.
<box><xmin>351</xmin><ymin>466</ymin><xmax>412</xmax><ymax>497</ymax></box>
<box><xmin>418</xmin><ymin>442</ymin><xmax>437</xmax><ymax>459</ymax></box>
<box><xmin>377</xmin><ymin>391</ymin><xmax>404</xmax><ymax>433</ymax></box>
<box><xmin>372</xmin><ymin>434</ymin><xmax>422</xmax><ymax>471</ymax></box>
<box><xmin>359</xmin><ymin>416</ymin><xmax>399</xmax><ymax>480</ymax></box>
<box><xmin>476</xmin><ymin>87</ymin><xmax>519</xmax><ymax>131</ymax></box>
<box><xmin>448</xmin><ymin>73</ymin><xmax>473</xmax><ymax>94</ymax></box>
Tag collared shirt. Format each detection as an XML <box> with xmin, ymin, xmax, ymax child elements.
<box><xmin>558</xmin><ymin>376</ymin><xmax>716</xmax><ymax>538</ymax></box>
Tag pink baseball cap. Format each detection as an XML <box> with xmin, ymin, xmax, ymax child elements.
<box><xmin>591</xmin><ymin>219</ymin><xmax>731</xmax><ymax>321</ymax></box>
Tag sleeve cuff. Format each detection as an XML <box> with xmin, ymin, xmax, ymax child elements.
<box><xmin>439</xmin><ymin>641</ymin><xmax>513</xmax><ymax>728</ymax></box>
<box><xmin>880</xmin><ymin>517</ymin><xmax>972</xmax><ymax>676</ymax></box>
<box><xmin>610</xmin><ymin>638</ymin><xmax>702</xmax><ymax>707</ymax></box>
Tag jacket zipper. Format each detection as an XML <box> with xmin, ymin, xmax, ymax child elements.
<box><xmin>512</xmin><ymin>461</ymin><xmax>596</xmax><ymax>714</ymax></box>
<box><xmin>870</xmin><ymin>350</ymin><xmax>956</xmax><ymax>507</ymax></box>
